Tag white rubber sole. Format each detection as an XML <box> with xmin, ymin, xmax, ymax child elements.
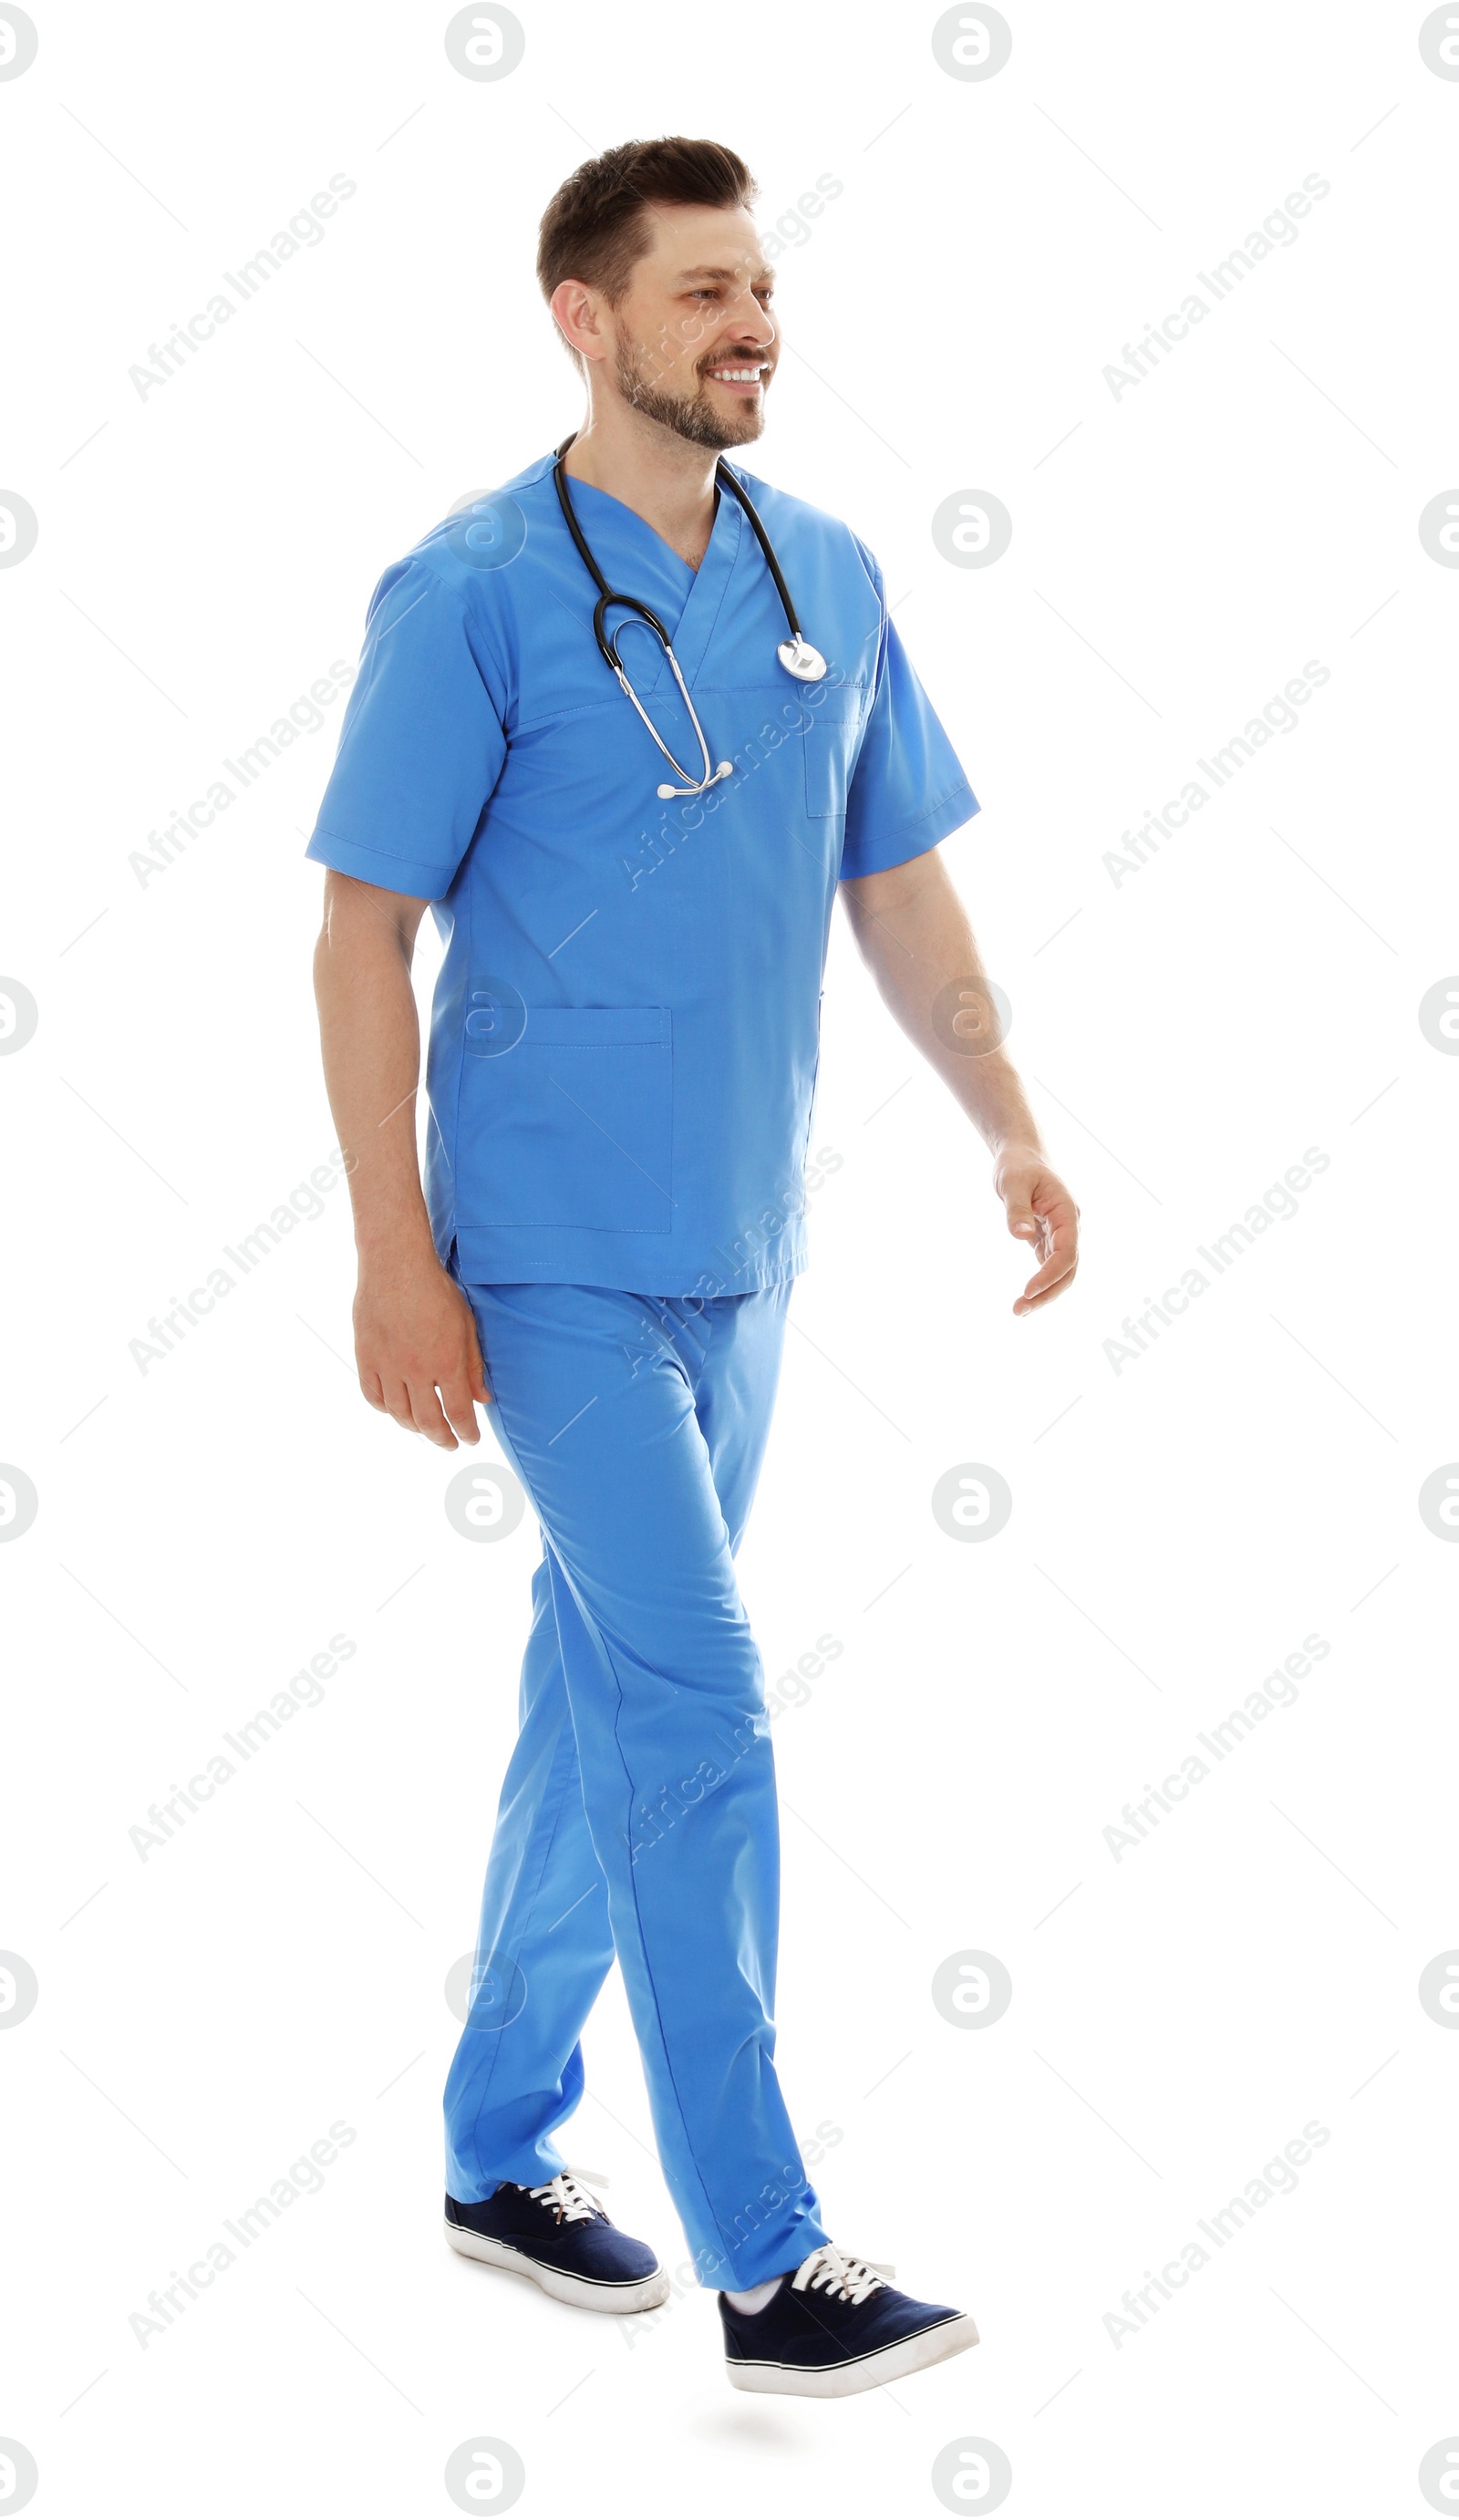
<box><xmin>444</xmin><ymin>2218</ymin><xmax>671</xmax><ymax>2315</ymax></box>
<box><xmin>726</xmin><ymin>2309</ymin><xmax>980</xmax><ymax>2398</ymax></box>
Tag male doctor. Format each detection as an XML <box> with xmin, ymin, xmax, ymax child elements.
<box><xmin>307</xmin><ymin>137</ymin><xmax>1078</xmax><ymax>2399</ymax></box>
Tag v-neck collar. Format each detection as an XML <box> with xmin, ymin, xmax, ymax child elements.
<box><xmin>556</xmin><ymin>470</ymin><xmax>744</xmax><ymax>698</ymax></box>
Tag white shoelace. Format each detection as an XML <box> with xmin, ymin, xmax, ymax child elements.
<box><xmin>790</xmin><ymin>2243</ymin><xmax>892</xmax><ymax>2306</ymax></box>
<box><xmin>526</xmin><ymin>2172</ymin><xmax>603</xmax><ymax>2225</ymax></box>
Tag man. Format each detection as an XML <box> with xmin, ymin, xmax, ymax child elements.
<box><xmin>306</xmin><ymin>136</ymin><xmax>1078</xmax><ymax>2399</ymax></box>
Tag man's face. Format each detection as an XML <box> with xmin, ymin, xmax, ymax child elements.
<box><xmin>605</xmin><ymin>201</ymin><xmax>778</xmax><ymax>450</ymax></box>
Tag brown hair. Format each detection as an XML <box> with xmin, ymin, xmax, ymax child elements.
<box><xmin>537</xmin><ymin>137</ymin><xmax>758</xmax><ymax>365</ymax></box>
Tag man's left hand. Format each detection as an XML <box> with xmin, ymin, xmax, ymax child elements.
<box><xmin>994</xmin><ymin>1144</ymin><xmax>1080</xmax><ymax>1316</ymax></box>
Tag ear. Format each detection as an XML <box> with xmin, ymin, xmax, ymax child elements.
<box><xmin>550</xmin><ymin>277</ymin><xmax>607</xmax><ymax>367</ymax></box>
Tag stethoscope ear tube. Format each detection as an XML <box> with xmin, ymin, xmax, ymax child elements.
<box><xmin>552</xmin><ymin>432</ymin><xmax>608</xmax><ymax>594</ymax></box>
<box><xmin>715</xmin><ymin>461</ymin><xmax>826</xmax><ymax>680</ymax></box>
<box><xmin>718</xmin><ymin>461</ymin><xmax>802</xmax><ymax>643</ymax></box>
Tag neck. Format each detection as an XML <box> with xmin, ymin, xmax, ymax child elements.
<box><xmin>563</xmin><ymin>403</ymin><xmax>727</xmax><ymax>569</ymax></box>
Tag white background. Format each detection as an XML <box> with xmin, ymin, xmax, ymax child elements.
<box><xmin>4</xmin><ymin>2</ymin><xmax>1458</xmax><ymax>2514</ymax></box>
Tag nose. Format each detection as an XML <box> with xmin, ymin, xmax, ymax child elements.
<box><xmin>721</xmin><ymin>283</ymin><xmax>777</xmax><ymax>354</ymax></box>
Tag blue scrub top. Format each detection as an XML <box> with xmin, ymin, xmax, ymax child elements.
<box><xmin>305</xmin><ymin>448</ymin><xmax>978</xmax><ymax>1298</ymax></box>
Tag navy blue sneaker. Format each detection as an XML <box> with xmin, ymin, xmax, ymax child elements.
<box><xmin>719</xmin><ymin>2243</ymin><xmax>978</xmax><ymax>2396</ymax></box>
<box><xmin>444</xmin><ymin>2172</ymin><xmax>669</xmax><ymax>2314</ymax></box>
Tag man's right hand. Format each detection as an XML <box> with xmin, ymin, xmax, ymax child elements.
<box><xmin>353</xmin><ymin>1251</ymin><xmax>492</xmax><ymax>1449</ymax></box>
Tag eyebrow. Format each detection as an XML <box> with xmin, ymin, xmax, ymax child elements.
<box><xmin>675</xmin><ymin>262</ymin><xmax>775</xmax><ymax>288</ymax></box>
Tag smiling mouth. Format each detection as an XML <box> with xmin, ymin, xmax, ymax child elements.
<box><xmin>706</xmin><ymin>362</ymin><xmax>770</xmax><ymax>389</ymax></box>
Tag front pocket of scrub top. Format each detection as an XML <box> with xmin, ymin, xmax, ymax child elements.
<box><xmin>803</xmin><ymin>707</ymin><xmax>859</xmax><ymax>818</ymax></box>
<box><xmin>457</xmin><ymin>1007</ymin><xmax>673</xmax><ymax>1234</ymax></box>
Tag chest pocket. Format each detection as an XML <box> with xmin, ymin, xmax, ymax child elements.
<box><xmin>803</xmin><ymin>702</ymin><xmax>863</xmax><ymax>819</ymax></box>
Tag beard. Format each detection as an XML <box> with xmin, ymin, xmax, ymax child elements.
<box><xmin>612</xmin><ymin>336</ymin><xmax>766</xmax><ymax>450</ymax></box>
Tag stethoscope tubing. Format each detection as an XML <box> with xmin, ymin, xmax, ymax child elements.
<box><xmin>553</xmin><ymin>430</ymin><xmax>806</xmax><ymax>660</ymax></box>
<box><xmin>720</xmin><ymin>460</ymin><xmax>804</xmax><ymax>645</ymax></box>
<box><xmin>551</xmin><ymin>432</ymin><xmax>823</xmax><ymax>795</ymax></box>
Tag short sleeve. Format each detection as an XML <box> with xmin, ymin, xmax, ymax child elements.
<box><xmin>305</xmin><ymin>557</ymin><xmax>507</xmax><ymax>901</ymax></box>
<box><xmin>839</xmin><ymin>561</ymin><xmax>979</xmax><ymax>883</ymax></box>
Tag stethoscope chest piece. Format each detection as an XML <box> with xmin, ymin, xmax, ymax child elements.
<box><xmin>778</xmin><ymin>634</ymin><xmax>827</xmax><ymax>683</ymax></box>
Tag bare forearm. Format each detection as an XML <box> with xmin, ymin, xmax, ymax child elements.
<box><xmin>310</xmin><ymin>871</ymin><xmax>489</xmax><ymax>1441</ymax></box>
<box><xmin>312</xmin><ymin>873</ymin><xmax>435</xmax><ymax>1265</ymax></box>
<box><xmin>841</xmin><ymin>849</ymin><xmax>1041</xmax><ymax>1154</ymax></box>
<box><xmin>840</xmin><ymin>845</ymin><xmax>1079</xmax><ymax>1314</ymax></box>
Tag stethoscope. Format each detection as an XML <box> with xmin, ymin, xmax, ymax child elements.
<box><xmin>552</xmin><ymin>431</ymin><xmax>827</xmax><ymax>799</ymax></box>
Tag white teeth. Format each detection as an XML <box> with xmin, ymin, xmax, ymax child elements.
<box><xmin>712</xmin><ymin>367</ymin><xmax>762</xmax><ymax>381</ymax></box>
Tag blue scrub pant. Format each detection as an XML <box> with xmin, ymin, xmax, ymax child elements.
<box><xmin>442</xmin><ymin>1278</ymin><xmax>832</xmax><ymax>2289</ymax></box>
